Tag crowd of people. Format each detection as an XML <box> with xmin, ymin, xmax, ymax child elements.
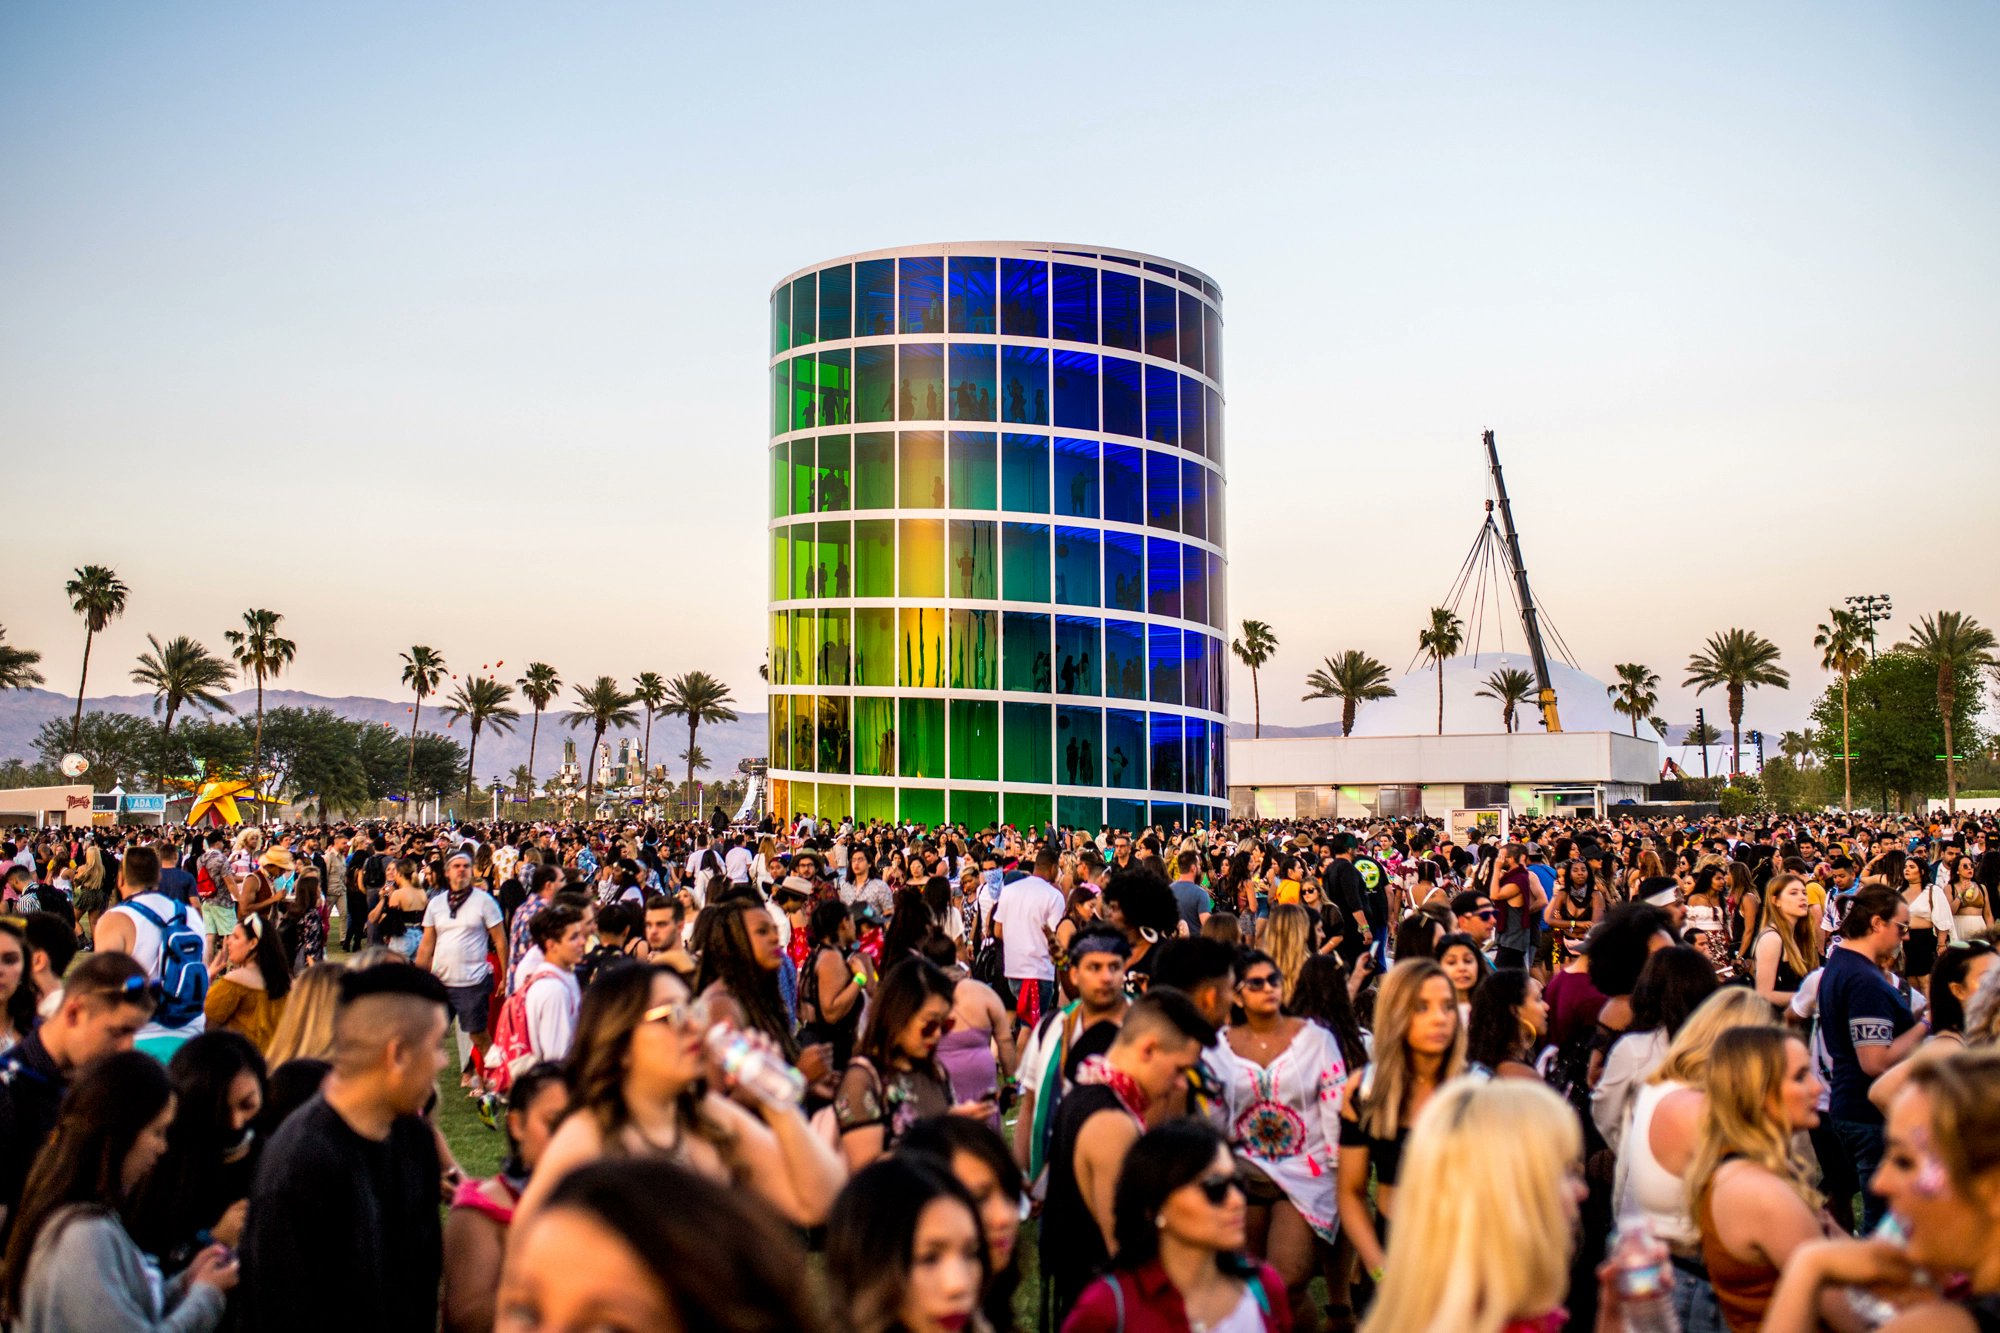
<box><xmin>0</xmin><ymin>806</ymin><xmax>1997</xmax><ymax>1332</ymax></box>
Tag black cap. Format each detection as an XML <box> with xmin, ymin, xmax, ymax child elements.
<box><xmin>339</xmin><ymin>964</ymin><xmax>450</xmax><ymax>1008</ymax></box>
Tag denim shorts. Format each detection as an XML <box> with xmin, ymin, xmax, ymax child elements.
<box><xmin>444</xmin><ymin>981</ymin><xmax>492</xmax><ymax>1035</ymax></box>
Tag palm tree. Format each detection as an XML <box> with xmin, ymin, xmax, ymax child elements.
<box><xmin>566</xmin><ymin>676</ymin><xmax>638</xmax><ymax>813</ymax></box>
<box><xmin>632</xmin><ymin>671</ymin><xmax>668</xmax><ymax>796</ymax></box>
<box><xmin>130</xmin><ymin>635</ymin><xmax>235</xmax><ymax>774</ymax></box>
<box><xmin>661</xmin><ymin>671</ymin><xmax>738</xmax><ymax>817</ymax></box>
<box><xmin>0</xmin><ymin>627</ymin><xmax>45</xmax><ymax>692</ymax></box>
<box><xmin>1230</xmin><ymin>620</ymin><xmax>1280</xmax><ymax>739</ymax></box>
<box><xmin>1647</xmin><ymin>715</ymin><xmax>1670</xmax><ymax>740</ymax></box>
<box><xmin>1684</xmin><ymin>628</ymin><xmax>1790</xmax><ymax>777</ymax></box>
<box><xmin>64</xmin><ymin>565</ymin><xmax>129</xmax><ymax>748</ymax></box>
<box><xmin>1813</xmin><ymin>609</ymin><xmax>1868</xmax><ymax>811</ymax></box>
<box><xmin>224</xmin><ymin>609</ymin><xmax>297</xmax><ymax>797</ymax></box>
<box><xmin>1476</xmin><ymin>667</ymin><xmax>1537</xmax><ymax>733</ymax></box>
<box><xmin>1606</xmin><ymin>663</ymin><xmax>1661</xmax><ymax>738</ymax></box>
<box><xmin>1301</xmin><ymin>650</ymin><xmax>1395</xmax><ymax>736</ymax></box>
<box><xmin>443</xmin><ymin>675</ymin><xmax>521</xmax><ymax>805</ymax></box>
<box><xmin>399</xmin><ymin>646</ymin><xmax>447</xmax><ymax>820</ymax></box>
<box><xmin>1903</xmin><ymin>612</ymin><xmax>1998</xmax><ymax>814</ymax></box>
<box><xmin>516</xmin><ymin>662</ymin><xmax>562</xmax><ymax>798</ymax></box>
<box><xmin>1416</xmin><ymin>607</ymin><xmax>1464</xmax><ymax>735</ymax></box>
<box><xmin>1777</xmin><ymin>730</ymin><xmax>1817</xmax><ymax>767</ymax></box>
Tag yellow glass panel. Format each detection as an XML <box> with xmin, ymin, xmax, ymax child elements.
<box><xmin>900</xmin><ymin>607</ymin><xmax>946</xmax><ymax>689</ymax></box>
<box><xmin>898</xmin><ymin>519</ymin><xmax>945</xmax><ymax>598</ymax></box>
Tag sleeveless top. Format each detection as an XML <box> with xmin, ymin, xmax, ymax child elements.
<box><xmin>1756</xmin><ymin>930</ymin><xmax>1806</xmax><ymax>994</ymax></box>
<box><xmin>1338</xmin><ymin>1064</ymin><xmax>1410</xmax><ymax>1186</ymax></box>
<box><xmin>1615</xmin><ymin>1079</ymin><xmax>1697</xmax><ymax>1248</ymax></box>
<box><xmin>1696</xmin><ymin>1176</ymin><xmax>1780</xmax><ymax>1333</ymax></box>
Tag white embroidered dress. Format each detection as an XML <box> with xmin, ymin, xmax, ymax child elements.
<box><xmin>1216</xmin><ymin>1021</ymin><xmax>1348</xmax><ymax>1242</ymax></box>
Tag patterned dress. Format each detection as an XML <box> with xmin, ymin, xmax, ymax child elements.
<box><xmin>1215</xmin><ymin>1021</ymin><xmax>1348</xmax><ymax>1242</ymax></box>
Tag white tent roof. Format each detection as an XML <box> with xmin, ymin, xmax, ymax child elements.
<box><xmin>1343</xmin><ymin>652</ymin><xmax>1666</xmax><ymax>742</ymax></box>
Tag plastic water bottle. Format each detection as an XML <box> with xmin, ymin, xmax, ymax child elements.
<box><xmin>1843</xmin><ymin>1214</ymin><xmax>1918</xmax><ymax>1329</ymax></box>
<box><xmin>1609</xmin><ymin>1221</ymin><xmax>1679</xmax><ymax>1333</ymax></box>
<box><xmin>704</xmin><ymin>1024</ymin><xmax>804</xmax><ymax>1107</ymax></box>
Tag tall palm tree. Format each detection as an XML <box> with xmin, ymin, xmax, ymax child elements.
<box><xmin>1684</xmin><ymin>628</ymin><xmax>1789</xmax><ymax>778</ymax></box>
<box><xmin>1777</xmin><ymin>730</ymin><xmax>1816</xmax><ymax>767</ymax></box>
<box><xmin>130</xmin><ymin>635</ymin><xmax>235</xmax><ymax>774</ymax></box>
<box><xmin>0</xmin><ymin>626</ymin><xmax>45</xmax><ymax>692</ymax></box>
<box><xmin>1416</xmin><ymin>607</ymin><xmax>1464</xmax><ymax>735</ymax></box>
<box><xmin>515</xmin><ymin>662</ymin><xmax>562</xmax><ymax>798</ymax></box>
<box><xmin>1230</xmin><ymin>620</ymin><xmax>1280</xmax><ymax>739</ymax></box>
<box><xmin>224</xmin><ymin>609</ymin><xmax>297</xmax><ymax>797</ymax></box>
<box><xmin>661</xmin><ymin>671</ymin><xmax>738</xmax><ymax>817</ymax></box>
<box><xmin>1301</xmin><ymin>650</ymin><xmax>1395</xmax><ymax>736</ymax></box>
<box><xmin>1606</xmin><ymin>663</ymin><xmax>1661</xmax><ymax>738</ymax></box>
<box><xmin>399</xmin><ymin>646</ymin><xmax>447</xmax><ymax>820</ymax></box>
<box><xmin>443</xmin><ymin>675</ymin><xmax>521</xmax><ymax>805</ymax></box>
<box><xmin>64</xmin><ymin>565</ymin><xmax>129</xmax><ymax>748</ymax></box>
<box><xmin>1475</xmin><ymin>667</ymin><xmax>1537</xmax><ymax>734</ymax></box>
<box><xmin>566</xmin><ymin>676</ymin><xmax>638</xmax><ymax>813</ymax></box>
<box><xmin>1903</xmin><ymin>612</ymin><xmax>1998</xmax><ymax>814</ymax></box>
<box><xmin>1813</xmin><ymin>609</ymin><xmax>1868</xmax><ymax>811</ymax></box>
<box><xmin>632</xmin><ymin>671</ymin><xmax>668</xmax><ymax>797</ymax></box>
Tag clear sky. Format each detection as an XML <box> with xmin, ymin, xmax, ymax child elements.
<box><xmin>4</xmin><ymin>2</ymin><xmax>1995</xmax><ymax>735</ymax></box>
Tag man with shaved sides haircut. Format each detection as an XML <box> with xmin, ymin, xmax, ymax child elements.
<box><xmin>240</xmin><ymin>965</ymin><xmax>451</xmax><ymax>1333</ymax></box>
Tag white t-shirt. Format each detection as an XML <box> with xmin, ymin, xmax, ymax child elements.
<box><xmin>106</xmin><ymin>891</ymin><xmax>212</xmax><ymax>1042</ymax></box>
<box><xmin>993</xmin><ymin>875</ymin><xmax>1065</xmax><ymax>982</ymax></box>
<box><xmin>523</xmin><ymin>967</ymin><xmax>582</xmax><ymax>1063</ymax></box>
<box><xmin>724</xmin><ymin>846</ymin><xmax>754</xmax><ymax>884</ymax></box>
<box><xmin>423</xmin><ymin>890</ymin><xmax>504</xmax><ymax>988</ymax></box>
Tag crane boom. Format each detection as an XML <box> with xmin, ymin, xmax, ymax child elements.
<box><xmin>1482</xmin><ymin>430</ymin><xmax>1562</xmax><ymax>732</ymax></box>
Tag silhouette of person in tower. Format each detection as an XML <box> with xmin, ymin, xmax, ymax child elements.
<box><xmin>1065</xmin><ymin>736</ymin><xmax>1079</xmax><ymax>784</ymax></box>
<box><xmin>925</xmin><ymin>382</ymin><xmax>940</xmax><ymax>419</ymax></box>
<box><xmin>1006</xmin><ymin>376</ymin><xmax>1024</xmax><ymax>420</ymax></box>
<box><xmin>1081</xmin><ymin>737</ymin><xmax>1095</xmax><ymax>782</ymax></box>
<box><xmin>901</xmin><ymin>378</ymin><xmax>915</xmax><ymax>418</ymax></box>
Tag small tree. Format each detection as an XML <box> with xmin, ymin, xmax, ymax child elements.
<box><xmin>1416</xmin><ymin>607</ymin><xmax>1464</xmax><ymax>735</ymax></box>
<box><xmin>1302</xmin><ymin>651</ymin><xmax>1395</xmax><ymax>736</ymax></box>
<box><xmin>1475</xmin><ymin>667</ymin><xmax>1537</xmax><ymax>733</ymax></box>
<box><xmin>1230</xmin><ymin>620</ymin><xmax>1279</xmax><ymax>739</ymax></box>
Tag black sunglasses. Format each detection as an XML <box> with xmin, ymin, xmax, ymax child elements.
<box><xmin>1196</xmin><ymin>1173</ymin><xmax>1245</xmax><ymax>1205</ymax></box>
<box><xmin>1238</xmin><ymin>974</ymin><xmax>1280</xmax><ymax>992</ymax></box>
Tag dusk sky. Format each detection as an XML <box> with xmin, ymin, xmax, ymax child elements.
<box><xmin>4</xmin><ymin>2</ymin><xmax>1995</xmax><ymax>735</ymax></box>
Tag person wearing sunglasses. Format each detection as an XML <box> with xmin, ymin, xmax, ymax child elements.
<box><xmin>835</xmin><ymin>957</ymin><xmax>994</xmax><ymax>1171</ymax></box>
<box><xmin>1061</xmin><ymin>1119</ymin><xmax>1289</xmax><ymax>1333</ymax></box>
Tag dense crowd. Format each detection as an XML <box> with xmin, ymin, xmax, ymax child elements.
<box><xmin>0</xmin><ymin>806</ymin><xmax>1997</xmax><ymax>1332</ymax></box>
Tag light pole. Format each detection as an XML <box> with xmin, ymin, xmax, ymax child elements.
<box><xmin>1845</xmin><ymin>594</ymin><xmax>1893</xmax><ymax>658</ymax></box>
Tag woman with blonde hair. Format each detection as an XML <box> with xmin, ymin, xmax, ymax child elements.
<box><xmin>1685</xmin><ymin>1026</ymin><xmax>1828</xmax><ymax>1333</ymax></box>
<box><xmin>261</xmin><ymin>961</ymin><xmax>347</xmax><ymax>1065</ymax></box>
<box><xmin>1359</xmin><ymin>1078</ymin><xmax>1584</xmax><ymax>1333</ymax></box>
<box><xmin>1262</xmin><ymin>903</ymin><xmax>1312</xmax><ymax>1005</ymax></box>
<box><xmin>70</xmin><ymin>845</ymin><xmax>106</xmax><ymax>938</ymax></box>
<box><xmin>1750</xmin><ymin>873</ymin><xmax>1815</xmax><ymax>1010</ymax></box>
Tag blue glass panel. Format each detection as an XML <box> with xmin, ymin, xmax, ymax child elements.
<box><xmin>855</xmin><ymin>345</ymin><xmax>895</xmax><ymax>423</ymax></box>
<box><xmin>1211</xmin><ymin>718</ymin><xmax>1227</xmax><ymax>796</ymax></box>
<box><xmin>1180</xmin><ymin>375</ymin><xmax>1206</xmax><ymax>459</ymax></box>
<box><xmin>899</xmin><ymin>256</ymin><xmax>944</xmax><ymax>335</ymax></box>
<box><xmin>1056</xmin><ymin>615</ymin><xmax>1100</xmax><ymax>696</ymax></box>
<box><xmin>1144</xmin><ymin>364</ymin><xmax>1179</xmax><ymax>447</ymax></box>
<box><xmin>1001</xmin><ymin>522</ymin><xmax>1050</xmax><ymax>602</ymax></box>
<box><xmin>949</xmin><ymin>256</ymin><xmax>996</xmax><ymax>334</ymax></box>
<box><xmin>1057</xmin><ymin>705</ymin><xmax>1101</xmax><ymax>786</ymax></box>
<box><xmin>1002</xmin><ymin>611</ymin><xmax>1051</xmax><ymax>692</ymax></box>
<box><xmin>1000</xmin><ymin>433</ymin><xmax>1050</xmax><ymax>513</ymax></box>
<box><xmin>1180</xmin><ymin>458</ymin><xmax>1206</xmax><ymax>542</ymax></box>
<box><xmin>1150</xmin><ymin>802</ymin><xmax>1186</xmax><ymax>832</ymax></box>
<box><xmin>1143</xmin><ymin>280</ymin><xmax>1177</xmax><ymax>360</ymax></box>
<box><xmin>1060</xmin><ymin>794</ymin><xmax>1104</xmax><ymax>831</ymax></box>
<box><xmin>1104</xmin><ymin>532</ymin><xmax>1144</xmax><ymax>614</ymax></box>
<box><xmin>1106</xmin><ymin>796</ymin><xmax>1146</xmax><ymax>831</ymax></box>
<box><xmin>1181</xmin><ymin>543</ymin><xmax>1209</xmax><ymax>626</ymax></box>
<box><xmin>1102</xmin><ymin>356</ymin><xmax>1142</xmax><ymax>438</ymax></box>
<box><xmin>1052</xmin><ymin>263</ymin><xmax>1097</xmax><ymax>343</ymax></box>
<box><xmin>1147</xmin><ymin>536</ymin><xmax>1181</xmax><ymax>619</ymax></box>
<box><xmin>1103</xmin><ymin>618</ymin><xmax>1146</xmax><ymax>700</ymax></box>
<box><xmin>791</xmin><ymin>275</ymin><xmax>816</xmax><ymax>347</ymax></box>
<box><xmin>1208</xmin><ymin>550</ymin><xmax>1226</xmax><ymax>632</ymax></box>
<box><xmin>1177</xmin><ymin>290</ymin><xmax>1204</xmax><ymax>373</ymax></box>
<box><xmin>1000</xmin><ymin>344</ymin><xmax>1049</xmax><ymax>425</ymax></box>
<box><xmin>1105</xmin><ymin>710</ymin><xmax>1146</xmax><ymax>791</ymax></box>
<box><xmin>1205</xmin><ymin>386</ymin><xmax>1223</xmax><ymax>465</ymax></box>
<box><xmin>1102</xmin><ymin>443</ymin><xmax>1143</xmax><ymax>525</ymax></box>
<box><xmin>900</xmin><ymin>344</ymin><xmax>944</xmax><ymax>421</ymax></box>
<box><xmin>1145</xmin><ymin>450</ymin><xmax>1180</xmax><ymax>532</ymax></box>
<box><xmin>855</xmin><ymin>259</ymin><xmax>896</xmax><ymax>337</ymax></box>
<box><xmin>1144</xmin><ymin>261</ymin><xmax>1175</xmax><ymax>276</ymax></box>
<box><xmin>1206</xmin><ymin>469</ymin><xmax>1224</xmax><ymax>551</ymax></box>
<box><xmin>1101</xmin><ymin>270</ymin><xmax>1141</xmax><ymax>352</ymax></box>
<box><xmin>1184</xmin><ymin>630</ymin><xmax>1211</xmax><ymax>711</ymax></box>
<box><xmin>1001</xmin><ymin>258</ymin><xmax>1049</xmax><ymax>338</ymax></box>
<box><xmin>948</xmin><ymin>344</ymin><xmax>997</xmax><ymax>421</ymax></box>
<box><xmin>1149</xmin><ymin>623</ymin><xmax>1184</xmax><ymax>705</ymax></box>
<box><xmin>1204</xmin><ymin>305</ymin><xmax>1222</xmax><ymax>383</ymax></box>
<box><xmin>1150</xmin><ymin>712</ymin><xmax>1184</xmax><ymax>792</ymax></box>
<box><xmin>1054</xmin><ymin>437</ymin><xmax>1099</xmax><ymax>518</ymax></box>
<box><xmin>819</xmin><ymin>265</ymin><xmax>851</xmax><ymax>341</ymax></box>
<box><xmin>1051</xmin><ymin>350</ymin><xmax>1099</xmax><ymax>430</ymax></box>
<box><xmin>1053</xmin><ymin>525</ymin><xmax>1099</xmax><ymax>607</ymax></box>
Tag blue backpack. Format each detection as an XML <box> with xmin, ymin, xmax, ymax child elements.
<box><xmin>122</xmin><ymin>897</ymin><xmax>211</xmax><ymax>1029</ymax></box>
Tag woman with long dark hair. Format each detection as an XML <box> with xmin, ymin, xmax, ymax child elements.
<box><xmin>442</xmin><ymin>1063</ymin><xmax>568</xmax><ymax>1333</ymax></box>
<box><xmin>799</xmin><ymin>898</ymin><xmax>871</xmax><ymax>1070</ymax></box>
<box><xmin>1288</xmin><ymin>952</ymin><xmax>1371</xmax><ymax>1072</ymax></box>
<box><xmin>829</xmin><ymin>1154</ymin><xmax>987</xmax><ymax>1333</ymax></box>
<box><xmin>128</xmin><ymin>1030</ymin><xmax>268</xmax><ymax>1273</ymax></box>
<box><xmin>203</xmin><ymin>913</ymin><xmax>293</xmax><ymax>1049</ymax></box>
<box><xmin>694</xmin><ymin>896</ymin><xmax>800</xmax><ymax>1061</ymax></box>
<box><xmin>1465</xmin><ymin>968</ymin><xmax>1549</xmax><ymax>1080</ymax></box>
<box><xmin>0</xmin><ymin>917</ymin><xmax>39</xmax><ymax>1052</ymax></box>
<box><xmin>4</xmin><ymin>1052</ymin><xmax>238</xmax><ymax>1331</ymax></box>
<box><xmin>835</xmin><ymin>957</ymin><xmax>986</xmax><ymax>1170</ymax></box>
<box><xmin>901</xmin><ymin>1116</ymin><xmax>1025</xmax><ymax>1332</ymax></box>
<box><xmin>882</xmin><ymin>887</ymin><xmax>936</xmax><ymax>966</ymax></box>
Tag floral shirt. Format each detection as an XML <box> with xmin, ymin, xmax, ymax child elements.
<box><xmin>832</xmin><ymin>1057</ymin><xmax>950</xmax><ymax>1147</ymax></box>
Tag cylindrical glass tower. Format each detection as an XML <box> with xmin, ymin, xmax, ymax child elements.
<box><xmin>766</xmin><ymin>242</ymin><xmax>1227</xmax><ymax>832</ymax></box>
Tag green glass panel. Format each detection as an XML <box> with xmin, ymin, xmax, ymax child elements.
<box><xmin>816</xmin><ymin>435</ymin><xmax>850</xmax><ymax>512</ymax></box>
<box><xmin>1001</xmin><ymin>433</ymin><xmax>1050</xmax><ymax>513</ymax></box>
<box><xmin>854</xmin><ymin>609</ymin><xmax>895</xmax><ymax>688</ymax></box>
<box><xmin>853</xmin><ymin>520</ymin><xmax>894</xmax><ymax>599</ymax></box>
<box><xmin>817</xmin><ymin>783</ymin><xmax>851</xmax><ymax>822</ymax></box>
<box><xmin>770</xmin><ymin>529</ymin><xmax>788</xmax><ymax>601</ymax></box>
<box><xmin>814</xmin><ymin>520</ymin><xmax>850</xmax><ymax>599</ymax></box>
<box><xmin>772</xmin><ymin>361</ymin><xmax>787</xmax><ymax>435</ymax></box>
<box><xmin>1004</xmin><ymin>702</ymin><xmax>1052</xmax><ymax>783</ymax></box>
<box><xmin>790</xmin><ymin>274</ymin><xmax>815</xmax><ymax>346</ymax></box>
<box><xmin>816</xmin><ymin>696</ymin><xmax>850</xmax><ymax>775</ymax></box>
<box><xmin>1003</xmin><ymin>523</ymin><xmax>1051</xmax><ymax>602</ymax></box>
<box><xmin>854</xmin><ymin>696</ymin><xmax>896</xmax><ymax>777</ymax></box>
<box><xmin>899</xmin><ymin>699</ymin><xmax>945</xmax><ymax>779</ymax></box>
<box><xmin>951</xmin><ymin>788</ymin><xmax>999</xmax><ymax>831</ymax></box>
<box><xmin>792</xmin><ymin>782</ymin><xmax>815</xmax><ymax>817</ymax></box>
<box><xmin>790</xmin><ymin>528</ymin><xmax>815</xmax><ymax>607</ymax></box>
<box><xmin>815</xmin><ymin>349</ymin><xmax>851</xmax><ymax>427</ymax></box>
<box><xmin>1003</xmin><ymin>612</ymin><xmax>1052</xmax><ymax>692</ymax></box>
<box><xmin>950</xmin><ymin>610</ymin><xmax>997</xmax><ymax>689</ymax></box>
<box><xmin>1058</xmin><ymin>705</ymin><xmax>1101</xmax><ymax>785</ymax></box>
<box><xmin>900</xmin><ymin>786</ymin><xmax>945</xmax><ymax>828</ymax></box>
<box><xmin>770</xmin><ymin>696</ymin><xmax>789</xmax><ymax>769</ymax></box>
<box><xmin>790</xmin><ymin>437</ymin><xmax>815</xmax><ymax>515</ymax></box>
<box><xmin>791</xmin><ymin>610</ymin><xmax>817</xmax><ymax>687</ymax></box>
<box><xmin>948</xmin><ymin>519</ymin><xmax>997</xmax><ymax>600</ymax></box>
<box><xmin>790</xmin><ymin>353</ymin><xmax>815</xmax><ymax>432</ymax></box>
<box><xmin>1005</xmin><ymin>791</ymin><xmax>1052</xmax><ymax>831</ymax></box>
<box><xmin>949</xmin><ymin>432</ymin><xmax>997</xmax><ymax>509</ymax></box>
<box><xmin>1059</xmin><ymin>794</ymin><xmax>1103</xmax><ymax>832</ymax></box>
<box><xmin>900</xmin><ymin>607</ymin><xmax>945</xmax><ymax>688</ymax></box>
<box><xmin>900</xmin><ymin>431</ymin><xmax>945</xmax><ymax>510</ymax></box>
<box><xmin>817</xmin><ymin>610</ymin><xmax>850</xmax><ymax>686</ymax></box>
<box><xmin>770</xmin><ymin>612</ymin><xmax>789</xmax><ymax>687</ymax></box>
<box><xmin>792</xmin><ymin>694</ymin><xmax>816</xmax><ymax>775</ymax></box>
<box><xmin>854</xmin><ymin>433</ymin><xmax>895</xmax><ymax>509</ymax></box>
<box><xmin>898</xmin><ymin>519</ymin><xmax>944</xmax><ymax>598</ymax></box>
<box><xmin>854</xmin><ymin>783</ymin><xmax>895</xmax><ymax>826</ymax></box>
<box><xmin>771</xmin><ymin>285</ymin><xmax>790</xmax><ymax>356</ymax></box>
<box><xmin>950</xmin><ymin>700</ymin><xmax>999</xmax><ymax>780</ymax></box>
<box><xmin>770</xmin><ymin>444</ymin><xmax>788</xmax><ymax>518</ymax></box>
